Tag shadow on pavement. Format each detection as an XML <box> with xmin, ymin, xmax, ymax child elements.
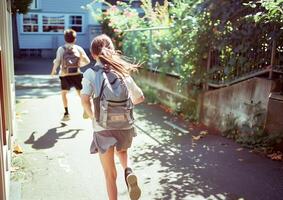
<box><xmin>133</xmin><ymin>104</ymin><xmax>283</xmax><ymax>200</ymax></box>
<box><xmin>14</xmin><ymin>58</ymin><xmax>53</xmax><ymax>75</ymax></box>
<box><xmin>14</xmin><ymin>57</ymin><xmax>93</xmax><ymax>75</ymax></box>
<box><xmin>16</xmin><ymin>75</ymin><xmax>61</xmax><ymax>99</ymax></box>
<box><xmin>24</xmin><ymin>122</ymin><xmax>82</xmax><ymax>150</ymax></box>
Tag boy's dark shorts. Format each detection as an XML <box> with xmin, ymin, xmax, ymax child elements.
<box><xmin>59</xmin><ymin>74</ymin><xmax>83</xmax><ymax>90</ymax></box>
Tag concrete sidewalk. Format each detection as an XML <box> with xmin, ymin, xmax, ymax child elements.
<box><xmin>11</xmin><ymin>75</ymin><xmax>283</xmax><ymax>200</ymax></box>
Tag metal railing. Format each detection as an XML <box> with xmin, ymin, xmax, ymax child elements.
<box><xmin>207</xmin><ymin>40</ymin><xmax>283</xmax><ymax>88</ymax></box>
<box><xmin>123</xmin><ymin>26</ymin><xmax>283</xmax><ymax>89</ymax></box>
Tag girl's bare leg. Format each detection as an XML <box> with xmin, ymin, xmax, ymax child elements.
<box><xmin>116</xmin><ymin>149</ymin><xmax>141</xmax><ymax>200</ymax></box>
<box><xmin>116</xmin><ymin>149</ymin><xmax>128</xmax><ymax>170</ymax></box>
<box><xmin>99</xmin><ymin>147</ymin><xmax>118</xmax><ymax>200</ymax></box>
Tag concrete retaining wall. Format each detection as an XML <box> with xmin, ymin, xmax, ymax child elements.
<box><xmin>134</xmin><ymin>69</ymin><xmax>199</xmax><ymax>119</ymax></box>
<box><xmin>265</xmin><ymin>94</ymin><xmax>283</xmax><ymax>134</ymax></box>
<box><xmin>136</xmin><ymin>70</ymin><xmax>283</xmax><ymax>137</ymax></box>
<box><xmin>200</xmin><ymin>78</ymin><xmax>274</xmax><ymax>131</ymax></box>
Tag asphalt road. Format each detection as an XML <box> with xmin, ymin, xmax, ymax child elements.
<box><xmin>11</xmin><ymin>59</ymin><xmax>283</xmax><ymax>200</ymax></box>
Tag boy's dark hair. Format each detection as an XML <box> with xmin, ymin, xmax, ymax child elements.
<box><xmin>64</xmin><ymin>29</ymin><xmax>77</xmax><ymax>43</ymax></box>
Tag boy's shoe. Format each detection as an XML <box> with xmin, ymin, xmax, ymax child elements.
<box><xmin>125</xmin><ymin>168</ymin><xmax>141</xmax><ymax>200</ymax></box>
<box><xmin>61</xmin><ymin>114</ymin><xmax>70</xmax><ymax>121</ymax></box>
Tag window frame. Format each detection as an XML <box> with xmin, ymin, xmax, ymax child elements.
<box><xmin>22</xmin><ymin>13</ymin><xmax>39</xmax><ymax>33</ymax></box>
<box><xmin>69</xmin><ymin>15</ymin><xmax>83</xmax><ymax>33</ymax></box>
<box><xmin>42</xmin><ymin>14</ymin><xmax>66</xmax><ymax>33</ymax></box>
<box><xmin>20</xmin><ymin>13</ymin><xmax>85</xmax><ymax>34</ymax></box>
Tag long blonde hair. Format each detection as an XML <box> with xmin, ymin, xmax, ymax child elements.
<box><xmin>90</xmin><ymin>34</ymin><xmax>140</xmax><ymax>77</ymax></box>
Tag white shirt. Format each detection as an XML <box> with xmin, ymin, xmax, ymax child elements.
<box><xmin>81</xmin><ymin>68</ymin><xmax>143</xmax><ymax>102</ymax></box>
<box><xmin>53</xmin><ymin>43</ymin><xmax>90</xmax><ymax>76</ymax></box>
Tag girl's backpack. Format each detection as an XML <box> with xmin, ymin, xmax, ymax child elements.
<box><xmin>92</xmin><ymin>64</ymin><xmax>134</xmax><ymax>130</ymax></box>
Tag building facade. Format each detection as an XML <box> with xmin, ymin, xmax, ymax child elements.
<box><xmin>0</xmin><ymin>0</ymin><xmax>16</xmax><ymax>199</ymax></box>
<box><xmin>15</xmin><ymin>0</ymin><xmax>162</xmax><ymax>58</ymax></box>
<box><xmin>16</xmin><ymin>0</ymin><xmax>101</xmax><ymax>58</ymax></box>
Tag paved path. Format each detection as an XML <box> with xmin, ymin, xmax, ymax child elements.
<box><xmin>14</xmin><ymin>58</ymin><xmax>92</xmax><ymax>75</ymax></box>
<box><xmin>11</xmin><ymin>74</ymin><xmax>283</xmax><ymax>200</ymax></box>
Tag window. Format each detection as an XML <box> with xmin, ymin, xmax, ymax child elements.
<box><xmin>69</xmin><ymin>16</ymin><xmax>82</xmax><ymax>32</ymax></box>
<box><xmin>43</xmin><ymin>15</ymin><xmax>65</xmax><ymax>32</ymax></box>
<box><xmin>23</xmin><ymin>14</ymin><xmax>39</xmax><ymax>32</ymax></box>
<box><xmin>21</xmin><ymin>13</ymin><xmax>84</xmax><ymax>34</ymax></box>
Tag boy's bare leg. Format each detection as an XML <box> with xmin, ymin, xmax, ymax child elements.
<box><xmin>76</xmin><ymin>89</ymin><xmax>81</xmax><ymax>96</ymax></box>
<box><xmin>61</xmin><ymin>90</ymin><xmax>70</xmax><ymax>121</ymax></box>
<box><xmin>61</xmin><ymin>90</ymin><xmax>68</xmax><ymax>108</ymax></box>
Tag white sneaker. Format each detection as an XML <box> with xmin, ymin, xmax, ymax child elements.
<box><xmin>61</xmin><ymin>114</ymin><xmax>70</xmax><ymax>121</ymax></box>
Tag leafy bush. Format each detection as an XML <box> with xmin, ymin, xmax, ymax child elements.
<box><xmin>85</xmin><ymin>0</ymin><xmax>283</xmax><ymax>120</ymax></box>
<box><xmin>86</xmin><ymin>0</ymin><xmax>283</xmax><ymax>84</ymax></box>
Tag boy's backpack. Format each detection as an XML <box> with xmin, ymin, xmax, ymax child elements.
<box><xmin>92</xmin><ymin>64</ymin><xmax>134</xmax><ymax>130</ymax></box>
<box><xmin>62</xmin><ymin>46</ymin><xmax>80</xmax><ymax>74</ymax></box>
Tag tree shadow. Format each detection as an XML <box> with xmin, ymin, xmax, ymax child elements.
<box><xmin>14</xmin><ymin>63</ymin><xmax>93</xmax><ymax>99</ymax></box>
<box><xmin>15</xmin><ymin>75</ymin><xmax>61</xmax><ymax>99</ymax></box>
<box><xmin>24</xmin><ymin>122</ymin><xmax>82</xmax><ymax>150</ymax></box>
<box><xmin>132</xmin><ymin>104</ymin><xmax>283</xmax><ymax>200</ymax></box>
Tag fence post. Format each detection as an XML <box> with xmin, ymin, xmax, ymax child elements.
<box><xmin>269</xmin><ymin>39</ymin><xmax>276</xmax><ymax>79</ymax></box>
<box><xmin>204</xmin><ymin>49</ymin><xmax>212</xmax><ymax>90</ymax></box>
<box><xmin>148</xmin><ymin>29</ymin><xmax>153</xmax><ymax>70</ymax></box>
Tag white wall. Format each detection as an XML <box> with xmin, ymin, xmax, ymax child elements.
<box><xmin>41</xmin><ymin>0</ymin><xmax>92</xmax><ymax>13</ymax></box>
<box><xmin>17</xmin><ymin>32</ymin><xmax>91</xmax><ymax>49</ymax></box>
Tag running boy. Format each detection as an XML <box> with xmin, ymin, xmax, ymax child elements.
<box><xmin>51</xmin><ymin>29</ymin><xmax>90</xmax><ymax>121</ymax></box>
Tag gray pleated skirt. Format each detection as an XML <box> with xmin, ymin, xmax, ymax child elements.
<box><xmin>90</xmin><ymin>127</ymin><xmax>137</xmax><ymax>154</ymax></box>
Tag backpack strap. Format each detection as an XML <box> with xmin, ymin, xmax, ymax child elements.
<box><xmin>90</xmin><ymin>63</ymin><xmax>124</xmax><ymax>99</ymax></box>
<box><xmin>98</xmin><ymin>79</ymin><xmax>106</xmax><ymax>99</ymax></box>
<box><xmin>91</xmin><ymin>64</ymin><xmax>104</xmax><ymax>72</ymax></box>
<box><xmin>91</xmin><ymin>64</ymin><xmax>106</xmax><ymax>99</ymax></box>
<box><xmin>60</xmin><ymin>46</ymin><xmax>66</xmax><ymax>65</ymax></box>
<box><xmin>61</xmin><ymin>45</ymin><xmax>72</xmax><ymax>67</ymax></box>
<box><xmin>62</xmin><ymin>45</ymin><xmax>76</xmax><ymax>53</ymax></box>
